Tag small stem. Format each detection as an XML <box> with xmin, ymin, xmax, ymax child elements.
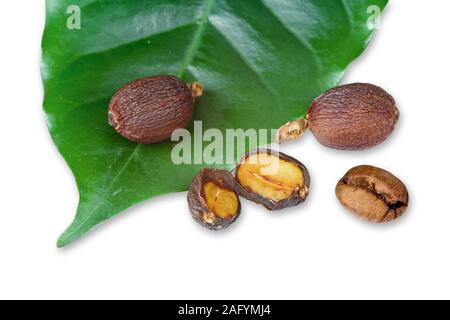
<box><xmin>275</xmin><ymin>118</ymin><xmax>309</xmax><ymax>144</ymax></box>
<box><xmin>188</xmin><ymin>82</ymin><xmax>204</xmax><ymax>98</ymax></box>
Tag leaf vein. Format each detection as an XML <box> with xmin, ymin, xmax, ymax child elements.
<box><xmin>260</xmin><ymin>0</ymin><xmax>323</xmax><ymax>72</ymax></box>
<box><xmin>59</xmin><ymin>145</ymin><xmax>142</xmax><ymax>246</ymax></box>
<box><xmin>178</xmin><ymin>0</ymin><xmax>216</xmax><ymax>78</ymax></box>
<box><xmin>208</xmin><ymin>19</ymin><xmax>283</xmax><ymax>114</ymax></box>
<box><xmin>59</xmin><ymin>0</ymin><xmax>217</xmax><ymax>246</ymax></box>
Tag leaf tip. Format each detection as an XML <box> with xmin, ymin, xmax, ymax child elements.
<box><xmin>57</xmin><ymin>235</ymin><xmax>70</xmax><ymax>248</ymax></box>
<box><xmin>57</xmin><ymin>225</ymin><xmax>83</xmax><ymax>248</ymax></box>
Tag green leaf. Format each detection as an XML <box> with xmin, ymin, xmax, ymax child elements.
<box><xmin>42</xmin><ymin>0</ymin><xmax>388</xmax><ymax>247</ymax></box>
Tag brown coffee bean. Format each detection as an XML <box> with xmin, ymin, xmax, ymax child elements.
<box><xmin>336</xmin><ymin>165</ymin><xmax>408</xmax><ymax>223</ymax></box>
<box><xmin>235</xmin><ymin>149</ymin><xmax>310</xmax><ymax>211</ymax></box>
<box><xmin>307</xmin><ymin>83</ymin><xmax>399</xmax><ymax>150</ymax></box>
<box><xmin>188</xmin><ymin>168</ymin><xmax>241</xmax><ymax>230</ymax></box>
<box><xmin>108</xmin><ymin>75</ymin><xmax>202</xmax><ymax>144</ymax></box>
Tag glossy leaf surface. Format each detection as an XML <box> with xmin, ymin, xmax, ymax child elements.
<box><xmin>42</xmin><ymin>0</ymin><xmax>388</xmax><ymax>247</ymax></box>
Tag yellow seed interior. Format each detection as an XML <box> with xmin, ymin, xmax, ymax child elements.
<box><xmin>237</xmin><ymin>153</ymin><xmax>304</xmax><ymax>202</ymax></box>
<box><xmin>203</xmin><ymin>182</ymin><xmax>239</xmax><ymax>219</ymax></box>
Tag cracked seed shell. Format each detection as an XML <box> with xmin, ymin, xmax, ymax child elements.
<box><xmin>235</xmin><ymin>149</ymin><xmax>310</xmax><ymax>211</ymax></box>
<box><xmin>188</xmin><ymin>168</ymin><xmax>241</xmax><ymax>230</ymax></box>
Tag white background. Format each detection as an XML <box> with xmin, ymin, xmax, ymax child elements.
<box><xmin>0</xmin><ymin>1</ymin><xmax>449</xmax><ymax>300</ymax></box>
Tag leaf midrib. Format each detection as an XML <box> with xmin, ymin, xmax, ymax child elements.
<box><xmin>58</xmin><ymin>0</ymin><xmax>216</xmax><ymax>246</ymax></box>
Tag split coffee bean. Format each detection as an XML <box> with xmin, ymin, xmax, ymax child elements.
<box><xmin>108</xmin><ymin>75</ymin><xmax>203</xmax><ymax>144</ymax></box>
<box><xmin>188</xmin><ymin>168</ymin><xmax>241</xmax><ymax>230</ymax></box>
<box><xmin>336</xmin><ymin>165</ymin><xmax>409</xmax><ymax>223</ymax></box>
<box><xmin>235</xmin><ymin>149</ymin><xmax>310</xmax><ymax>210</ymax></box>
<box><xmin>277</xmin><ymin>83</ymin><xmax>399</xmax><ymax>150</ymax></box>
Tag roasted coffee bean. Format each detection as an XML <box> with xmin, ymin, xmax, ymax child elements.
<box><xmin>336</xmin><ymin>165</ymin><xmax>409</xmax><ymax>223</ymax></box>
